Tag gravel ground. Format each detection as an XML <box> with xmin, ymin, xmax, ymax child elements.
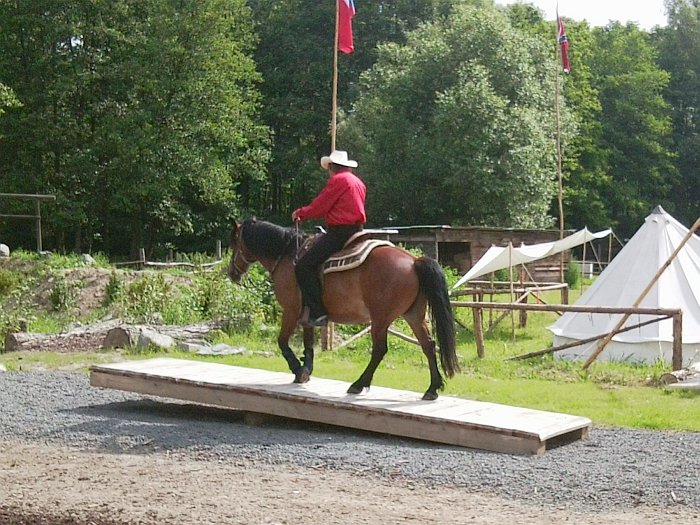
<box><xmin>1</xmin><ymin>370</ymin><xmax>699</xmax><ymax>522</ymax></box>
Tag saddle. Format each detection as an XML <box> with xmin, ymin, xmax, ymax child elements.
<box><xmin>296</xmin><ymin>231</ymin><xmax>394</xmax><ymax>275</ymax></box>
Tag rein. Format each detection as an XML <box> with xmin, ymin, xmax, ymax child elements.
<box><xmin>269</xmin><ymin>237</ymin><xmax>293</xmax><ymax>276</ymax></box>
<box><xmin>232</xmin><ymin>230</ymin><xmax>255</xmax><ymax>275</ymax></box>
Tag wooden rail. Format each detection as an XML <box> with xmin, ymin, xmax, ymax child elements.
<box><xmin>0</xmin><ymin>193</ymin><xmax>56</xmax><ymax>252</ymax></box>
<box><xmin>451</xmin><ymin>301</ymin><xmax>684</xmax><ymax>370</ymax></box>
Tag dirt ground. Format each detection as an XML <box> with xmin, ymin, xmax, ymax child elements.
<box><xmin>1</xmin><ymin>441</ymin><xmax>698</xmax><ymax>525</ymax></box>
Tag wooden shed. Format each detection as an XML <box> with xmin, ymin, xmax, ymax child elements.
<box><xmin>381</xmin><ymin>225</ymin><xmax>575</xmax><ymax>282</ymax></box>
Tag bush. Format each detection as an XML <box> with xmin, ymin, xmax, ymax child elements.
<box><xmin>0</xmin><ymin>269</ymin><xmax>19</xmax><ymax>297</ymax></box>
<box><xmin>566</xmin><ymin>257</ymin><xmax>580</xmax><ymax>289</ymax></box>
<box><xmin>49</xmin><ymin>276</ymin><xmax>81</xmax><ymax>312</ymax></box>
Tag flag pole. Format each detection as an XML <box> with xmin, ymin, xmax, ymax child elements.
<box><xmin>555</xmin><ymin>15</ymin><xmax>565</xmax><ymax>284</ymax></box>
<box><xmin>331</xmin><ymin>0</ymin><xmax>340</xmax><ymax>151</ymax></box>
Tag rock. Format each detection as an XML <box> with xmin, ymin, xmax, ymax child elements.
<box><xmin>0</xmin><ymin>364</ymin><xmax>7</xmax><ymax>372</ymax></box>
<box><xmin>137</xmin><ymin>328</ymin><xmax>176</xmax><ymax>351</ymax></box>
<box><xmin>176</xmin><ymin>341</ymin><xmax>211</xmax><ymax>353</ymax></box>
<box><xmin>102</xmin><ymin>326</ymin><xmax>138</xmax><ymax>350</ymax></box>
<box><xmin>0</xmin><ymin>244</ymin><xmax>9</xmax><ymax>257</ymax></box>
<box><xmin>195</xmin><ymin>343</ymin><xmax>246</xmax><ymax>356</ymax></box>
<box><xmin>81</xmin><ymin>253</ymin><xmax>96</xmax><ymax>265</ymax></box>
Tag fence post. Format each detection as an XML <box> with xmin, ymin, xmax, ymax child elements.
<box><xmin>672</xmin><ymin>311</ymin><xmax>683</xmax><ymax>371</ymax></box>
<box><xmin>139</xmin><ymin>248</ymin><xmax>146</xmax><ymax>270</ymax></box>
<box><xmin>473</xmin><ymin>307</ymin><xmax>485</xmax><ymax>358</ymax></box>
<box><xmin>34</xmin><ymin>200</ymin><xmax>43</xmax><ymax>252</ymax></box>
<box><xmin>216</xmin><ymin>240</ymin><xmax>222</xmax><ymax>260</ymax></box>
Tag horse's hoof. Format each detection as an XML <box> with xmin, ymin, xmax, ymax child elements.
<box><xmin>422</xmin><ymin>391</ymin><xmax>438</xmax><ymax>401</ymax></box>
<box><xmin>294</xmin><ymin>368</ymin><xmax>311</xmax><ymax>384</ymax></box>
<box><xmin>347</xmin><ymin>383</ymin><xmax>364</xmax><ymax>395</ymax></box>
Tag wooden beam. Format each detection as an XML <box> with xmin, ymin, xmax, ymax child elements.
<box><xmin>507</xmin><ymin>315</ymin><xmax>673</xmax><ymax>361</ymax></box>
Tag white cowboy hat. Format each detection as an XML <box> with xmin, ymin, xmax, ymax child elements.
<box><xmin>320</xmin><ymin>150</ymin><xmax>358</xmax><ymax>169</ymax></box>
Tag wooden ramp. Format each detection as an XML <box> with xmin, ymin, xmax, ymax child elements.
<box><xmin>90</xmin><ymin>358</ymin><xmax>591</xmax><ymax>455</ymax></box>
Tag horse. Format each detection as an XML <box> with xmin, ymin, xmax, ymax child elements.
<box><xmin>227</xmin><ymin>218</ymin><xmax>459</xmax><ymax>400</ymax></box>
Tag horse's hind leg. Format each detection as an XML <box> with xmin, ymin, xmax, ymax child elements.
<box><xmin>405</xmin><ymin>315</ymin><xmax>444</xmax><ymax>400</ymax></box>
<box><xmin>348</xmin><ymin>322</ymin><xmax>390</xmax><ymax>394</ymax></box>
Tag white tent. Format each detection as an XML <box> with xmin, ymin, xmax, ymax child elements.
<box><xmin>452</xmin><ymin>227</ymin><xmax>611</xmax><ymax>289</ymax></box>
<box><xmin>549</xmin><ymin>206</ymin><xmax>700</xmax><ymax>365</ymax></box>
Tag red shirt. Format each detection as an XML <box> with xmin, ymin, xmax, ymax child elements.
<box><xmin>294</xmin><ymin>169</ymin><xmax>367</xmax><ymax>226</ymax></box>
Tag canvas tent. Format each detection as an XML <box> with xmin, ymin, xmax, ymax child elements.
<box><xmin>549</xmin><ymin>206</ymin><xmax>700</xmax><ymax>365</ymax></box>
<box><xmin>452</xmin><ymin>227</ymin><xmax>611</xmax><ymax>289</ymax></box>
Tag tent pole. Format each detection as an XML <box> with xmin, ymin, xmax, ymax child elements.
<box><xmin>581</xmin><ymin>241</ymin><xmax>587</xmax><ymax>292</ymax></box>
<box><xmin>509</xmin><ymin>242</ymin><xmax>515</xmax><ymax>343</ymax></box>
<box><xmin>582</xmin><ymin>216</ymin><xmax>700</xmax><ymax>370</ymax></box>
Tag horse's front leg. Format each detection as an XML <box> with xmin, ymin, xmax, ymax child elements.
<box><xmin>277</xmin><ymin>313</ymin><xmax>303</xmax><ymax>382</ymax></box>
<box><xmin>300</xmin><ymin>326</ymin><xmax>315</xmax><ymax>381</ymax></box>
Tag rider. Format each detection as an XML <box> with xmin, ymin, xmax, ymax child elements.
<box><xmin>291</xmin><ymin>150</ymin><xmax>367</xmax><ymax>327</ymax></box>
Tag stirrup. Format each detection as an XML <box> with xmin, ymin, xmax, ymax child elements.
<box><xmin>299</xmin><ymin>307</ymin><xmax>327</xmax><ymax>327</ymax></box>
<box><xmin>308</xmin><ymin>314</ymin><xmax>328</xmax><ymax>327</ymax></box>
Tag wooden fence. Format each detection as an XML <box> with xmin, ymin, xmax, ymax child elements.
<box><xmin>0</xmin><ymin>193</ymin><xmax>56</xmax><ymax>252</ymax></box>
<box><xmin>451</xmin><ymin>301</ymin><xmax>684</xmax><ymax>370</ymax></box>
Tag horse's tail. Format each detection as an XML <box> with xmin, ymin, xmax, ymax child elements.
<box><xmin>414</xmin><ymin>257</ymin><xmax>459</xmax><ymax>378</ymax></box>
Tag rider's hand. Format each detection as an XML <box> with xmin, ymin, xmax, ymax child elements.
<box><xmin>291</xmin><ymin>210</ymin><xmax>301</xmax><ymax>221</ymax></box>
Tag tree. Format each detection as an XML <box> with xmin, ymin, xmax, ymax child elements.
<box><xmin>0</xmin><ymin>0</ymin><xmax>270</xmax><ymax>255</ymax></box>
<box><xmin>553</xmin><ymin>20</ymin><xmax>612</xmax><ymax>232</ymax></box>
<box><xmin>248</xmin><ymin>0</ymin><xmax>465</xmax><ymax>222</ymax></box>
<box><xmin>587</xmin><ymin>22</ymin><xmax>676</xmax><ymax>237</ymax></box>
<box><xmin>342</xmin><ymin>3</ymin><xmax>559</xmax><ymax>228</ymax></box>
<box><xmin>657</xmin><ymin>0</ymin><xmax>700</xmax><ymax>226</ymax></box>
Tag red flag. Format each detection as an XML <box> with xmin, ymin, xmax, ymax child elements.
<box><xmin>558</xmin><ymin>13</ymin><xmax>570</xmax><ymax>74</ymax></box>
<box><xmin>338</xmin><ymin>0</ymin><xmax>356</xmax><ymax>54</ymax></box>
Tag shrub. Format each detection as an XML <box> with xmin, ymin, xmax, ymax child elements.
<box><xmin>566</xmin><ymin>257</ymin><xmax>580</xmax><ymax>289</ymax></box>
<box><xmin>0</xmin><ymin>269</ymin><xmax>19</xmax><ymax>297</ymax></box>
<box><xmin>103</xmin><ymin>272</ymin><xmax>124</xmax><ymax>306</ymax></box>
<box><xmin>115</xmin><ymin>272</ymin><xmax>172</xmax><ymax>323</ymax></box>
<box><xmin>49</xmin><ymin>276</ymin><xmax>81</xmax><ymax>312</ymax></box>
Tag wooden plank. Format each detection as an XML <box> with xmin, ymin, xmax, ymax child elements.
<box><xmin>90</xmin><ymin>358</ymin><xmax>591</xmax><ymax>455</ymax></box>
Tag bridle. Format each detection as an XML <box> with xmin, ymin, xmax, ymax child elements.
<box><xmin>231</xmin><ymin>227</ymin><xmax>256</xmax><ymax>278</ymax></box>
<box><xmin>230</xmin><ymin>222</ymin><xmax>296</xmax><ymax>280</ymax></box>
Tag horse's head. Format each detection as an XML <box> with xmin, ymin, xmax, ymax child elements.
<box><xmin>227</xmin><ymin>221</ymin><xmax>258</xmax><ymax>283</ymax></box>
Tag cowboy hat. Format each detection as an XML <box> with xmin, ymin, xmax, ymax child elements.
<box><xmin>320</xmin><ymin>150</ymin><xmax>358</xmax><ymax>169</ymax></box>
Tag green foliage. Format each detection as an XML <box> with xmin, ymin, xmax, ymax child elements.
<box><xmin>0</xmin><ymin>0</ymin><xmax>270</xmax><ymax>255</ymax></box>
<box><xmin>115</xmin><ymin>273</ymin><xmax>174</xmax><ymax>324</ymax></box>
<box><xmin>343</xmin><ymin>3</ymin><xmax>558</xmax><ymax>228</ymax></box>
<box><xmin>565</xmin><ymin>258</ymin><xmax>581</xmax><ymax>289</ymax></box>
<box><xmin>104</xmin><ymin>272</ymin><xmax>124</xmax><ymax>306</ymax></box>
<box><xmin>108</xmin><ymin>263</ymin><xmax>276</xmax><ymax>329</ymax></box>
<box><xmin>249</xmin><ymin>0</ymin><xmax>454</xmax><ymax>221</ymax></box>
<box><xmin>586</xmin><ymin>23</ymin><xmax>676</xmax><ymax>236</ymax></box>
<box><xmin>656</xmin><ymin>0</ymin><xmax>700</xmax><ymax>227</ymax></box>
<box><xmin>0</xmin><ymin>269</ymin><xmax>19</xmax><ymax>297</ymax></box>
<box><xmin>49</xmin><ymin>277</ymin><xmax>81</xmax><ymax>312</ymax></box>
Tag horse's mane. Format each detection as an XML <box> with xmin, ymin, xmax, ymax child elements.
<box><xmin>241</xmin><ymin>218</ymin><xmax>303</xmax><ymax>259</ymax></box>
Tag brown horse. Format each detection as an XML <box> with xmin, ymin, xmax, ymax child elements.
<box><xmin>227</xmin><ymin>218</ymin><xmax>459</xmax><ymax>400</ymax></box>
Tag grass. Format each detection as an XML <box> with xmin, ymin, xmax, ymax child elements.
<box><xmin>199</xmin><ymin>341</ymin><xmax>700</xmax><ymax>431</ymax></box>
<box><xmin>1</xmin><ymin>257</ymin><xmax>699</xmax><ymax>431</ymax></box>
